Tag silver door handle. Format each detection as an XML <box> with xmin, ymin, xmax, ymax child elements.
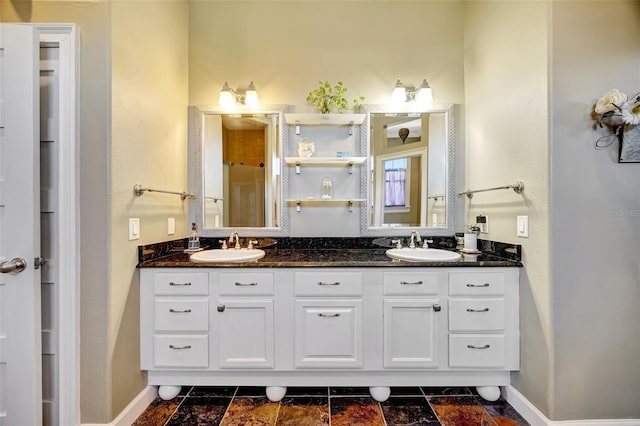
<box><xmin>0</xmin><ymin>258</ymin><xmax>27</xmax><ymax>274</ymax></box>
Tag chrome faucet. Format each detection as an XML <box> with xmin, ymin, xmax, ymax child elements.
<box><xmin>229</xmin><ymin>232</ymin><xmax>241</xmax><ymax>250</ymax></box>
<box><xmin>409</xmin><ymin>231</ymin><xmax>422</xmax><ymax>248</ymax></box>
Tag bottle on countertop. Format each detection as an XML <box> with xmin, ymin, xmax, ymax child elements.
<box><xmin>188</xmin><ymin>222</ymin><xmax>200</xmax><ymax>250</ymax></box>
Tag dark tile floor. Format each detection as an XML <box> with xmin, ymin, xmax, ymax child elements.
<box><xmin>133</xmin><ymin>386</ymin><xmax>530</xmax><ymax>426</ymax></box>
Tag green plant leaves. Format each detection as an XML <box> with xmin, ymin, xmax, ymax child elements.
<box><xmin>306</xmin><ymin>80</ymin><xmax>364</xmax><ymax>114</ymax></box>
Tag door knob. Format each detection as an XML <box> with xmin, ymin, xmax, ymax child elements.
<box><xmin>0</xmin><ymin>257</ymin><xmax>27</xmax><ymax>274</ymax></box>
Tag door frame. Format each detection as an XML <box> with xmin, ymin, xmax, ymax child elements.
<box><xmin>37</xmin><ymin>23</ymin><xmax>80</xmax><ymax>426</ymax></box>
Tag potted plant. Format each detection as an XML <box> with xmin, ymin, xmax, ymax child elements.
<box><xmin>306</xmin><ymin>81</ymin><xmax>365</xmax><ymax>114</ymax></box>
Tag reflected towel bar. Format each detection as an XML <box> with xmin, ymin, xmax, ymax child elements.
<box><xmin>133</xmin><ymin>184</ymin><xmax>195</xmax><ymax>201</ymax></box>
<box><xmin>458</xmin><ymin>181</ymin><xmax>524</xmax><ymax>198</ymax></box>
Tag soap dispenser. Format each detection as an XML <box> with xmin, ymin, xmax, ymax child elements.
<box><xmin>187</xmin><ymin>222</ymin><xmax>200</xmax><ymax>251</ymax></box>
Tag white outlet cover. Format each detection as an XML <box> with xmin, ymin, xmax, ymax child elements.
<box><xmin>167</xmin><ymin>217</ymin><xmax>175</xmax><ymax>235</ymax></box>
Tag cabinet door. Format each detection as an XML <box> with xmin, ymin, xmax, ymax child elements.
<box><xmin>217</xmin><ymin>298</ymin><xmax>274</xmax><ymax>369</ymax></box>
<box><xmin>295</xmin><ymin>299</ymin><xmax>363</xmax><ymax>368</ymax></box>
<box><xmin>383</xmin><ymin>299</ymin><xmax>442</xmax><ymax>368</ymax></box>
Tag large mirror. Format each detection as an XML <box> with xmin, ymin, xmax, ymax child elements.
<box><xmin>189</xmin><ymin>105</ymin><xmax>289</xmax><ymax>236</ymax></box>
<box><xmin>361</xmin><ymin>104</ymin><xmax>456</xmax><ymax>236</ymax></box>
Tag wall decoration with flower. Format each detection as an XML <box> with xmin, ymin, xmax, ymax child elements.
<box><xmin>593</xmin><ymin>89</ymin><xmax>640</xmax><ymax>163</ymax></box>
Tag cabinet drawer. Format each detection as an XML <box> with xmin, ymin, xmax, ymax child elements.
<box><xmin>295</xmin><ymin>271</ymin><xmax>363</xmax><ymax>296</ymax></box>
<box><xmin>449</xmin><ymin>299</ymin><xmax>505</xmax><ymax>332</ymax></box>
<box><xmin>219</xmin><ymin>272</ymin><xmax>274</xmax><ymax>296</ymax></box>
<box><xmin>449</xmin><ymin>335</ymin><xmax>505</xmax><ymax>368</ymax></box>
<box><xmin>449</xmin><ymin>272</ymin><xmax>505</xmax><ymax>296</ymax></box>
<box><xmin>383</xmin><ymin>271</ymin><xmax>441</xmax><ymax>296</ymax></box>
<box><xmin>154</xmin><ymin>298</ymin><xmax>209</xmax><ymax>332</ymax></box>
<box><xmin>153</xmin><ymin>272</ymin><xmax>209</xmax><ymax>296</ymax></box>
<box><xmin>153</xmin><ymin>335</ymin><xmax>208</xmax><ymax>368</ymax></box>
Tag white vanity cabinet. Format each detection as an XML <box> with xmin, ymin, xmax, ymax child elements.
<box><xmin>140</xmin><ymin>272</ymin><xmax>210</xmax><ymax>369</ymax></box>
<box><xmin>448</xmin><ymin>271</ymin><xmax>519</xmax><ymax>369</ymax></box>
<box><xmin>382</xmin><ymin>271</ymin><xmax>447</xmax><ymax>369</ymax></box>
<box><xmin>214</xmin><ymin>271</ymin><xmax>275</xmax><ymax>369</ymax></box>
<box><xmin>140</xmin><ymin>266</ymin><xmax>519</xmax><ymax>402</ymax></box>
<box><xmin>294</xmin><ymin>271</ymin><xmax>364</xmax><ymax>368</ymax></box>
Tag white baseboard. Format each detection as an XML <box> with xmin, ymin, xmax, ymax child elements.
<box><xmin>502</xmin><ymin>386</ymin><xmax>640</xmax><ymax>426</ymax></box>
<box><xmin>82</xmin><ymin>385</ymin><xmax>157</xmax><ymax>426</ymax></box>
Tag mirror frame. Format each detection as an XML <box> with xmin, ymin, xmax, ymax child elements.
<box><xmin>188</xmin><ymin>104</ymin><xmax>291</xmax><ymax>237</ymax></box>
<box><xmin>360</xmin><ymin>103</ymin><xmax>457</xmax><ymax>236</ymax></box>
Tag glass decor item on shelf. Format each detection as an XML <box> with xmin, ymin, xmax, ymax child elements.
<box><xmin>297</xmin><ymin>139</ymin><xmax>316</xmax><ymax>158</ymax></box>
<box><xmin>321</xmin><ymin>176</ymin><xmax>334</xmax><ymax>199</ymax></box>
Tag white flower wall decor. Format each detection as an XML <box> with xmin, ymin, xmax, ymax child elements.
<box><xmin>594</xmin><ymin>89</ymin><xmax>640</xmax><ymax>162</ymax></box>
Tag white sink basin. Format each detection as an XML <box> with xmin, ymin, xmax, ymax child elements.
<box><xmin>190</xmin><ymin>248</ymin><xmax>266</xmax><ymax>263</ymax></box>
<box><xmin>386</xmin><ymin>247</ymin><xmax>461</xmax><ymax>262</ymax></box>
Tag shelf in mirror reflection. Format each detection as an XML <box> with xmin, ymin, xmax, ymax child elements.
<box><xmin>285</xmin><ymin>198</ymin><xmax>365</xmax><ymax>212</ymax></box>
<box><xmin>284</xmin><ymin>157</ymin><xmax>366</xmax><ymax>165</ymax></box>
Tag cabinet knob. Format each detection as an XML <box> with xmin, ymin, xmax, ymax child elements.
<box><xmin>217</xmin><ymin>304</ymin><xmax>226</xmax><ymax>312</ymax></box>
<box><xmin>433</xmin><ymin>304</ymin><xmax>442</xmax><ymax>312</ymax></box>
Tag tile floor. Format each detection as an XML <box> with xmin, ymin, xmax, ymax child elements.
<box><xmin>133</xmin><ymin>386</ymin><xmax>530</xmax><ymax>426</ymax></box>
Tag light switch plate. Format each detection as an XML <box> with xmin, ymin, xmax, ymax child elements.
<box><xmin>517</xmin><ymin>215</ymin><xmax>529</xmax><ymax>238</ymax></box>
<box><xmin>128</xmin><ymin>218</ymin><xmax>140</xmax><ymax>241</ymax></box>
<box><xmin>167</xmin><ymin>217</ymin><xmax>175</xmax><ymax>235</ymax></box>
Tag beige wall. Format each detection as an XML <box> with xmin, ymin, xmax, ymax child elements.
<box><xmin>188</xmin><ymin>1</ymin><xmax>465</xmax><ymax>107</ymax></box>
<box><xmin>110</xmin><ymin>0</ymin><xmax>189</xmax><ymax>419</ymax></box>
<box><xmin>550</xmin><ymin>1</ymin><xmax>640</xmax><ymax>420</ymax></box>
<box><xmin>463</xmin><ymin>0</ymin><xmax>551</xmax><ymax>416</ymax></box>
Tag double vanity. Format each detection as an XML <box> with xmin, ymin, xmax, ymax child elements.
<box><xmin>139</xmin><ymin>106</ymin><xmax>522</xmax><ymax>402</ymax></box>
<box><xmin>138</xmin><ymin>237</ymin><xmax>521</xmax><ymax>403</ymax></box>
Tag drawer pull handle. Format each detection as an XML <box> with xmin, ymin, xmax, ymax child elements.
<box><xmin>433</xmin><ymin>304</ymin><xmax>442</xmax><ymax>312</ymax></box>
<box><xmin>318</xmin><ymin>313</ymin><xmax>341</xmax><ymax>318</ymax></box>
<box><xmin>400</xmin><ymin>280</ymin><xmax>423</xmax><ymax>285</ymax></box>
<box><xmin>169</xmin><ymin>281</ymin><xmax>192</xmax><ymax>286</ymax></box>
<box><xmin>466</xmin><ymin>308</ymin><xmax>490</xmax><ymax>313</ymax></box>
<box><xmin>169</xmin><ymin>345</ymin><xmax>192</xmax><ymax>350</ymax></box>
<box><xmin>235</xmin><ymin>282</ymin><xmax>258</xmax><ymax>286</ymax></box>
<box><xmin>317</xmin><ymin>281</ymin><xmax>341</xmax><ymax>286</ymax></box>
<box><xmin>169</xmin><ymin>308</ymin><xmax>192</xmax><ymax>313</ymax></box>
<box><xmin>467</xmin><ymin>344</ymin><xmax>490</xmax><ymax>350</ymax></box>
<box><xmin>466</xmin><ymin>283</ymin><xmax>490</xmax><ymax>288</ymax></box>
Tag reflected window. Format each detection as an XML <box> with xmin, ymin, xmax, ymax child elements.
<box><xmin>384</xmin><ymin>157</ymin><xmax>410</xmax><ymax>209</ymax></box>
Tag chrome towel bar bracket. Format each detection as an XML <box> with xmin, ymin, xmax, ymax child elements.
<box><xmin>458</xmin><ymin>181</ymin><xmax>524</xmax><ymax>198</ymax></box>
<box><xmin>134</xmin><ymin>184</ymin><xmax>195</xmax><ymax>201</ymax></box>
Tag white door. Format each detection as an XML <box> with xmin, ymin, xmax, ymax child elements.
<box><xmin>0</xmin><ymin>24</ymin><xmax>43</xmax><ymax>426</ymax></box>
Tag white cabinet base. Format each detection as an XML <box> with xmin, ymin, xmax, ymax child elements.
<box><xmin>141</xmin><ymin>268</ymin><xmax>519</xmax><ymax>403</ymax></box>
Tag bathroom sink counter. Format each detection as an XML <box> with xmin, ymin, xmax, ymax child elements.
<box><xmin>138</xmin><ymin>236</ymin><xmax>522</xmax><ymax>404</ymax></box>
<box><xmin>138</xmin><ymin>242</ymin><xmax>522</xmax><ymax>269</ymax></box>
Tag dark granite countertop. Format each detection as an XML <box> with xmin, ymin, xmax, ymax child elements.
<box><xmin>137</xmin><ymin>237</ymin><xmax>522</xmax><ymax>269</ymax></box>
